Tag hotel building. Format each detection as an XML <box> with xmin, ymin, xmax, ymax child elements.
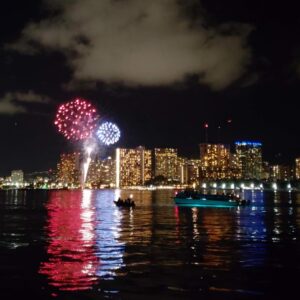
<box><xmin>116</xmin><ymin>146</ymin><xmax>152</xmax><ymax>187</ymax></box>
<box><xmin>199</xmin><ymin>143</ymin><xmax>230</xmax><ymax>180</ymax></box>
<box><xmin>154</xmin><ymin>148</ymin><xmax>179</xmax><ymax>183</ymax></box>
<box><xmin>11</xmin><ymin>170</ymin><xmax>24</xmax><ymax>185</ymax></box>
<box><xmin>86</xmin><ymin>156</ymin><xmax>115</xmax><ymax>188</ymax></box>
<box><xmin>235</xmin><ymin>141</ymin><xmax>262</xmax><ymax>180</ymax></box>
<box><xmin>270</xmin><ymin>164</ymin><xmax>292</xmax><ymax>181</ymax></box>
<box><xmin>295</xmin><ymin>158</ymin><xmax>300</xmax><ymax>180</ymax></box>
<box><xmin>56</xmin><ymin>153</ymin><xmax>81</xmax><ymax>187</ymax></box>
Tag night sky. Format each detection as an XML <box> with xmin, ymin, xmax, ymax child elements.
<box><xmin>0</xmin><ymin>0</ymin><xmax>300</xmax><ymax>175</ymax></box>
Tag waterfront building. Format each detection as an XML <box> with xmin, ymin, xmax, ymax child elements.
<box><xmin>177</xmin><ymin>157</ymin><xmax>187</xmax><ymax>185</ymax></box>
<box><xmin>296</xmin><ymin>158</ymin><xmax>300</xmax><ymax>180</ymax></box>
<box><xmin>143</xmin><ymin>149</ymin><xmax>152</xmax><ymax>184</ymax></box>
<box><xmin>235</xmin><ymin>141</ymin><xmax>262</xmax><ymax>180</ymax></box>
<box><xmin>86</xmin><ymin>158</ymin><xmax>101</xmax><ymax>187</ymax></box>
<box><xmin>26</xmin><ymin>171</ymin><xmax>51</xmax><ymax>186</ymax></box>
<box><xmin>186</xmin><ymin>159</ymin><xmax>201</xmax><ymax>186</ymax></box>
<box><xmin>261</xmin><ymin>161</ymin><xmax>270</xmax><ymax>181</ymax></box>
<box><xmin>199</xmin><ymin>143</ymin><xmax>230</xmax><ymax>180</ymax></box>
<box><xmin>116</xmin><ymin>146</ymin><xmax>152</xmax><ymax>187</ymax></box>
<box><xmin>33</xmin><ymin>176</ymin><xmax>48</xmax><ymax>188</ymax></box>
<box><xmin>176</xmin><ymin>157</ymin><xmax>201</xmax><ymax>186</ymax></box>
<box><xmin>100</xmin><ymin>156</ymin><xmax>116</xmax><ymax>187</ymax></box>
<box><xmin>56</xmin><ymin>153</ymin><xmax>81</xmax><ymax>187</ymax></box>
<box><xmin>229</xmin><ymin>153</ymin><xmax>242</xmax><ymax>179</ymax></box>
<box><xmin>11</xmin><ymin>170</ymin><xmax>24</xmax><ymax>185</ymax></box>
<box><xmin>270</xmin><ymin>165</ymin><xmax>292</xmax><ymax>181</ymax></box>
<box><xmin>86</xmin><ymin>156</ymin><xmax>115</xmax><ymax>188</ymax></box>
<box><xmin>154</xmin><ymin>148</ymin><xmax>179</xmax><ymax>183</ymax></box>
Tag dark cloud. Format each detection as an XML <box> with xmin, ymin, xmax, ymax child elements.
<box><xmin>0</xmin><ymin>91</ymin><xmax>50</xmax><ymax>114</ymax></box>
<box><xmin>11</xmin><ymin>0</ymin><xmax>253</xmax><ymax>90</ymax></box>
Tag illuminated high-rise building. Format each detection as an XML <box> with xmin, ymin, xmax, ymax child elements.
<box><xmin>86</xmin><ymin>156</ymin><xmax>115</xmax><ymax>188</ymax></box>
<box><xmin>187</xmin><ymin>159</ymin><xmax>200</xmax><ymax>185</ymax></box>
<box><xmin>86</xmin><ymin>158</ymin><xmax>101</xmax><ymax>187</ymax></box>
<box><xmin>143</xmin><ymin>149</ymin><xmax>152</xmax><ymax>184</ymax></box>
<box><xmin>154</xmin><ymin>148</ymin><xmax>179</xmax><ymax>183</ymax></box>
<box><xmin>116</xmin><ymin>146</ymin><xmax>152</xmax><ymax>187</ymax></box>
<box><xmin>261</xmin><ymin>161</ymin><xmax>270</xmax><ymax>180</ymax></box>
<box><xmin>100</xmin><ymin>156</ymin><xmax>116</xmax><ymax>187</ymax></box>
<box><xmin>11</xmin><ymin>170</ymin><xmax>24</xmax><ymax>185</ymax></box>
<box><xmin>270</xmin><ymin>165</ymin><xmax>292</xmax><ymax>181</ymax></box>
<box><xmin>177</xmin><ymin>157</ymin><xmax>188</xmax><ymax>185</ymax></box>
<box><xmin>235</xmin><ymin>141</ymin><xmax>262</xmax><ymax>180</ymax></box>
<box><xmin>199</xmin><ymin>144</ymin><xmax>230</xmax><ymax>180</ymax></box>
<box><xmin>176</xmin><ymin>158</ymin><xmax>200</xmax><ymax>186</ymax></box>
<box><xmin>56</xmin><ymin>153</ymin><xmax>81</xmax><ymax>187</ymax></box>
<box><xmin>229</xmin><ymin>153</ymin><xmax>242</xmax><ymax>179</ymax></box>
<box><xmin>295</xmin><ymin>158</ymin><xmax>300</xmax><ymax>180</ymax></box>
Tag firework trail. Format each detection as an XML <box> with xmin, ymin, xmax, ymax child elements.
<box><xmin>54</xmin><ymin>98</ymin><xmax>99</xmax><ymax>188</ymax></box>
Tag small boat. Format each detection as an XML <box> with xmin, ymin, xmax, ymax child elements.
<box><xmin>114</xmin><ymin>199</ymin><xmax>135</xmax><ymax>208</ymax></box>
<box><xmin>174</xmin><ymin>191</ymin><xmax>250</xmax><ymax>208</ymax></box>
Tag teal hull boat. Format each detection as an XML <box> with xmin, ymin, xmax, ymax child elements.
<box><xmin>174</xmin><ymin>197</ymin><xmax>239</xmax><ymax>208</ymax></box>
<box><xmin>174</xmin><ymin>191</ymin><xmax>249</xmax><ymax>208</ymax></box>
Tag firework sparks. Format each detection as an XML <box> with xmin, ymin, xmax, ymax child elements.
<box><xmin>97</xmin><ymin>122</ymin><xmax>120</xmax><ymax>145</ymax></box>
<box><xmin>54</xmin><ymin>98</ymin><xmax>98</xmax><ymax>140</ymax></box>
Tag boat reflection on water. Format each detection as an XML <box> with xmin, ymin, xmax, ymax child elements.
<box><xmin>31</xmin><ymin>188</ymin><xmax>300</xmax><ymax>298</ymax></box>
<box><xmin>39</xmin><ymin>189</ymin><xmax>125</xmax><ymax>292</ymax></box>
<box><xmin>174</xmin><ymin>190</ymin><xmax>269</xmax><ymax>269</ymax></box>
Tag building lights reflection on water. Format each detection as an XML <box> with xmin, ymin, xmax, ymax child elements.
<box><xmin>39</xmin><ymin>189</ymin><xmax>126</xmax><ymax>291</ymax></box>
<box><xmin>1</xmin><ymin>189</ymin><xmax>300</xmax><ymax>298</ymax></box>
<box><xmin>173</xmin><ymin>189</ymin><xmax>294</xmax><ymax>270</ymax></box>
<box><xmin>39</xmin><ymin>190</ymin><xmax>98</xmax><ymax>291</ymax></box>
<box><xmin>272</xmin><ymin>190</ymin><xmax>281</xmax><ymax>240</ymax></box>
<box><xmin>271</xmin><ymin>191</ymin><xmax>298</xmax><ymax>243</ymax></box>
<box><xmin>94</xmin><ymin>189</ymin><xmax>125</xmax><ymax>278</ymax></box>
<box><xmin>235</xmin><ymin>190</ymin><xmax>267</xmax><ymax>267</ymax></box>
<box><xmin>174</xmin><ymin>205</ymin><xmax>235</xmax><ymax>270</ymax></box>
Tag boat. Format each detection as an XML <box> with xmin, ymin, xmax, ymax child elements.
<box><xmin>114</xmin><ymin>199</ymin><xmax>135</xmax><ymax>208</ymax></box>
<box><xmin>174</xmin><ymin>191</ymin><xmax>250</xmax><ymax>208</ymax></box>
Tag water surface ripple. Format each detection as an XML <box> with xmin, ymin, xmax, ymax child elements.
<box><xmin>0</xmin><ymin>189</ymin><xmax>299</xmax><ymax>299</ymax></box>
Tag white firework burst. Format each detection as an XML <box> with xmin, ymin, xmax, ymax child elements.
<box><xmin>97</xmin><ymin>122</ymin><xmax>121</xmax><ymax>145</ymax></box>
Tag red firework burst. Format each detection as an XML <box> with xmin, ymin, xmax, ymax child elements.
<box><xmin>54</xmin><ymin>98</ymin><xmax>98</xmax><ymax>140</ymax></box>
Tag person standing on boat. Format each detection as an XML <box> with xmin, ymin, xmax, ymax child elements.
<box><xmin>117</xmin><ymin>197</ymin><xmax>123</xmax><ymax>205</ymax></box>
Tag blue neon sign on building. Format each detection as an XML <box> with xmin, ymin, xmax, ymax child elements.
<box><xmin>235</xmin><ymin>141</ymin><xmax>262</xmax><ymax>147</ymax></box>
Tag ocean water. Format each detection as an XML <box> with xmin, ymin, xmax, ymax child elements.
<box><xmin>0</xmin><ymin>189</ymin><xmax>299</xmax><ymax>299</ymax></box>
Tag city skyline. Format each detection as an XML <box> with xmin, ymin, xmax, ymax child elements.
<box><xmin>1</xmin><ymin>0</ymin><xmax>300</xmax><ymax>174</ymax></box>
<box><xmin>1</xmin><ymin>2</ymin><xmax>300</xmax><ymax>299</ymax></box>
<box><xmin>2</xmin><ymin>142</ymin><xmax>300</xmax><ymax>189</ymax></box>
<box><xmin>1</xmin><ymin>139</ymin><xmax>300</xmax><ymax>178</ymax></box>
